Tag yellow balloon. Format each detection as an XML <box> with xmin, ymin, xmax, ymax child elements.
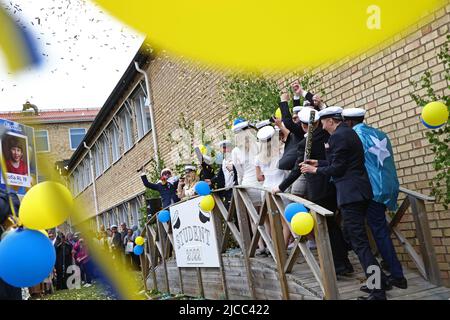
<box><xmin>39</xmin><ymin>229</ymin><xmax>48</xmax><ymax>237</ymax></box>
<box><xmin>275</xmin><ymin>108</ymin><xmax>282</xmax><ymax>119</ymax></box>
<box><xmin>291</xmin><ymin>212</ymin><xmax>314</xmax><ymax>236</ymax></box>
<box><xmin>93</xmin><ymin>0</ymin><xmax>445</xmax><ymax>70</ymax></box>
<box><xmin>199</xmin><ymin>144</ymin><xmax>207</xmax><ymax>155</ymax></box>
<box><xmin>19</xmin><ymin>182</ymin><xmax>74</xmax><ymax>230</ymax></box>
<box><xmin>135</xmin><ymin>236</ymin><xmax>145</xmax><ymax>246</ymax></box>
<box><xmin>199</xmin><ymin>195</ymin><xmax>215</xmax><ymax>212</ymax></box>
<box><xmin>421</xmin><ymin>101</ymin><xmax>449</xmax><ymax>128</ymax></box>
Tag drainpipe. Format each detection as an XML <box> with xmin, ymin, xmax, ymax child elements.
<box><xmin>84</xmin><ymin>142</ymin><xmax>100</xmax><ymax>231</ymax></box>
<box><xmin>134</xmin><ymin>61</ymin><xmax>159</xmax><ymax>169</ymax></box>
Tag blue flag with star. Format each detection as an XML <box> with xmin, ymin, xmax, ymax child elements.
<box><xmin>353</xmin><ymin>123</ymin><xmax>399</xmax><ymax>211</ymax></box>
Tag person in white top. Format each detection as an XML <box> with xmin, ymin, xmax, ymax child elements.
<box><xmin>255</xmin><ymin>122</ymin><xmax>292</xmax><ymax>248</ymax></box>
<box><xmin>177</xmin><ymin>165</ymin><xmax>199</xmax><ymax>199</ymax></box>
<box><xmin>231</xmin><ymin>119</ymin><xmax>263</xmax><ymax>208</ymax></box>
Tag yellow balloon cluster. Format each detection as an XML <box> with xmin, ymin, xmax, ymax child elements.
<box><xmin>199</xmin><ymin>195</ymin><xmax>215</xmax><ymax>212</ymax></box>
<box><xmin>19</xmin><ymin>182</ymin><xmax>74</xmax><ymax>230</ymax></box>
<box><xmin>291</xmin><ymin>212</ymin><xmax>314</xmax><ymax>236</ymax></box>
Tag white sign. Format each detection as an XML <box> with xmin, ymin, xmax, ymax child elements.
<box><xmin>170</xmin><ymin>197</ymin><xmax>220</xmax><ymax>268</ymax></box>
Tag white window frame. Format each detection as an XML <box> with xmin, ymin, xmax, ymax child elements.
<box><xmin>69</xmin><ymin>128</ymin><xmax>87</xmax><ymax>151</ymax></box>
<box><xmin>101</xmin><ymin>134</ymin><xmax>111</xmax><ymax>172</ymax></box>
<box><xmin>35</xmin><ymin>130</ymin><xmax>50</xmax><ymax>153</ymax></box>
<box><xmin>111</xmin><ymin>122</ymin><xmax>120</xmax><ymax>163</ymax></box>
<box><xmin>93</xmin><ymin>144</ymin><xmax>102</xmax><ymax>178</ymax></box>
<box><xmin>119</xmin><ymin>107</ymin><xmax>134</xmax><ymax>153</ymax></box>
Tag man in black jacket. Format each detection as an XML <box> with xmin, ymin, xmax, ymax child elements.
<box><xmin>274</xmin><ymin>106</ymin><xmax>352</xmax><ymax>276</ymax></box>
<box><xmin>301</xmin><ymin>107</ymin><xmax>388</xmax><ymax>300</ymax></box>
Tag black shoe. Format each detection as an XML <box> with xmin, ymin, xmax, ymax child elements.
<box><xmin>357</xmin><ymin>290</ymin><xmax>387</xmax><ymax>300</ymax></box>
<box><xmin>388</xmin><ymin>276</ymin><xmax>408</xmax><ymax>289</ymax></box>
<box><xmin>360</xmin><ymin>280</ymin><xmax>392</xmax><ymax>293</ymax></box>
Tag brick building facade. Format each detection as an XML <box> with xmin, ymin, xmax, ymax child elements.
<box><xmin>68</xmin><ymin>4</ymin><xmax>450</xmax><ymax>284</ymax></box>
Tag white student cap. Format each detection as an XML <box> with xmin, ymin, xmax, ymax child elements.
<box><xmin>218</xmin><ymin>140</ymin><xmax>232</xmax><ymax>148</ymax></box>
<box><xmin>184</xmin><ymin>165</ymin><xmax>196</xmax><ymax>172</ymax></box>
<box><xmin>257</xmin><ymin>126</ymin><xmax>276</xmax><ymax>142</ymax></box>
<box><xmin>255</xmin><ymin>119</ymin><xmax>271</xmax><ymax>130</ymax></box>
<box><xmin>342</xmin><ymin>108</ymin><xmax>367</xmax><ymax>119</ymax></box>
<box><xmin>298</xmin><ymin>107</ymin><xmax>320</xmax><ymax>124</ymax></box>
<box><xmin>318</xmin><ymin>106</ymin><xmax>343</xmax><ymax>120</ymax></box>
<box><xmin>232</xmin><ymin>120</ymin><xmax>250</xmax><ymax>133</ymax></box>
<box><xmin>293</xmin><ymin>106</ymin><xmax>303</xmax><ymax>114</ymax></box>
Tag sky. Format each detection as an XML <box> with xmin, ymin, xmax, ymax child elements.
<box><xmin>0</xmin><ymin>0</ymin><xmax>145</xmax><ymax>111</ymax></box>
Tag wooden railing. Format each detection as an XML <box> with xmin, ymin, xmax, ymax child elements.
<box><xmin>139</xmin><ymin>185</ymin><xmax>442</xmax><ymax>300</ymax></box>
<box><xmin>386</xmin><ymin>187</ymin><xmax>442</xmax><ymax>286</ymax></box>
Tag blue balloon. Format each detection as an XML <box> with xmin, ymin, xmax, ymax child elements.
<box><xmin>195</xmin><ymin>181</ymin><xmax>211</xmax><ymax>196</ymax></box>
<box><xmin>133</xmin><ymin>245</ymin><xmax>144</xmax><ymax>256</ymax></box>
<box><xmin>284</xmin><ymin>203</ymin><xmax>308</xmax><ymax>223</ymax></box>
<box><xmin>0</xmin><ymin>228</ymin><xmax>56</xmax><ymax>288</ymax></box>
<box><xmin>158</xmin><ymin>210</ymin><xmax>171</xmax><ymax>223</ymax></box>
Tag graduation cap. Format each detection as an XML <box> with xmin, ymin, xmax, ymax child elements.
<box><xmin>318</xmin><ymin>106</ymin><xmax>343</xmax><ymax>120</ymax></box>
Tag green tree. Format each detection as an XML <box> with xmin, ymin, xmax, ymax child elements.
<box><xmin>410</xmin><ymin>35</ymin><xmax>450</xmax><ymax>209</ymax></box>
<box><xmin>221</xmin><ymin>71</ymin><xmax>325</xmax><ymax>124</ymax></box>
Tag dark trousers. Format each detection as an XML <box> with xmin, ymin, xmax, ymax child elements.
<box><xmin>316</xmin><ymin>197</ymin><xmax>351</xmax><ymax>273</ymax></box>
<box><xmin>80</xmin><ymin>262</ymin><xmax>92</xmax><ymax>284</ymax></box>
<box><xmin>367</xmin><ymin>200</ymin><xmax>404</xmax><ymax>279</ymax></box>
<box><xmin>340</xmin><ymin>201</ymin><xmax>387</xmax><ymax>293</ymax></box>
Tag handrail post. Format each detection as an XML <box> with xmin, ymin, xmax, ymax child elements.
<box><xmin>266</xmin><ymin>193</ymin><xmax>290</xmax><ymax>300</ymax></box>
<box><xmin>409</xmin><ymin>196</ymin><xmax>442</xmax><ymax>286</ymax></box>
<box><xmin>312</xmin><ymin>211</ymin><xmax>340</xmax><ymax>300</ymax></box>
<box><xmin>233</xmin><ymin>188</ymin><xmax>257</xmax><ymax>299</ymax></box>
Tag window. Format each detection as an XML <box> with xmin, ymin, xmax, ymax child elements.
<box><xmin>69</xmin><ymin>128</ymin><xmax>87</xmax><ymax>150</ymax></box>
<box><xmin>83</xmin><ymin>158</ymin><xmax>91</xmax><ymax>186</ymax></box>
<box><xmin>93</xmin><ymin>144</ymin><xmax>102</xmax><ymax>178</ymax></box>
<box><xmin>35</xmin><ymin>130</ymin><xmax>50</xmax><ymax>152</ymax></box>
<box><xmin>119</xmin><ymin>108</ymin><xmax>134</xmax><ymax>152</ymax></box>
<box><xmin>131</xmin><ymin>200</ymin><xmax>140</xmax><ymax>227</ymax></box>
<box><xmin>110</xmin><ymin>123</ymin><xmax>120</xmax><ymax>162</ymax></box>
<box><xmin>131</xmin><ymin>86</ymin><xmax>151</xmax><ymax>140</ymax></box>
<box><xmin>101</xmin><ymin>135</ymin><xmax>110</xmax><ymax>171</ymax></box>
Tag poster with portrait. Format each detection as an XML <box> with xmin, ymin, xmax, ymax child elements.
<box><xmin>0</xmin><ymin>118</ymin><xmax>38</xmax><ymax>195</ymax></box>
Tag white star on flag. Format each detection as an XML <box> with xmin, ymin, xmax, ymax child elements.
<box><xmin>368</xmin><ymin>136</ymin><xmax>391</xmax><ymax>167</ymax></box>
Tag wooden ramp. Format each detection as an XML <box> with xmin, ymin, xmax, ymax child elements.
<box><xmin>140</xmin><ymin>186</ymin><xmax>450</xmax><ymax>300</ymax></box>
<box><xmin>147</xmin><ymin>250</ymin><xmax>450</xmax><ymax>300</ymax></box>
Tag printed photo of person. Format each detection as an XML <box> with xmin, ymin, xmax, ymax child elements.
<box><xmin>3</xmin><ymin>134</ymin><xmax>29</xmax><ymax>176</ymax></box>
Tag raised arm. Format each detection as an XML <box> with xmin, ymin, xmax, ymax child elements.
<box><xmin>140</xmin><ymin>173</ymin><xmax>161</xmax><ymax>191</ymax></box>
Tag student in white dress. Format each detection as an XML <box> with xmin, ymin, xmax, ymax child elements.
<box><xmin>255</xmin><ymin>122</ymin><xmax>292</xmax><ymax>248</ymax></box>
<box><xmin>231</xmin><ymin>119</ymin><xmax>262</xmax><ymax>207</ymax></box>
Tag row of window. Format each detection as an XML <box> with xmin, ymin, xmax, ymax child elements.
<box><xmin>71</xmin><ymin>82</ymin><xmax>152</xmax><ymax>196</ymax></box>
<box><xmin>98</xmin><ymin>198</ymin><xmax>142</xmax><ymax>229</ymax></box>
<box><xmin>35</xmin><ymin>128</ymin><xmax>87</xmax><ymax>153</ymax></box>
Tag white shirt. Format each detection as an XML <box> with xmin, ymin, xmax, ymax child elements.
<box><xmin>255</xmin><ymin>156</ymin><xmax>287</xmax><ymax>189</ymax></box>
<box><xmin>222</xmin><ymin>159</ymin><xmax>235</xmax><ymax>188</ymax></box>
<box><xmin>231</xmin><ymin>147</ymin><xmax>261</xmax><ymax>187</ymax></box>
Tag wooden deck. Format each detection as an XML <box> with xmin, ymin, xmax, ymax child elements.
<box><xmin>147</xmin><ymin>249</ymin><xmax>450</xmax><ymax>300</ymax></box>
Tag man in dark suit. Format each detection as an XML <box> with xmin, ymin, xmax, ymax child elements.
<box><xmin>274</xmin><ymin>105</ymin><xmax>353</xmax><ymax>276</ymax></box>
<box><xmin>301</xmin><ymin>107</ymin><xmax>388</xmax><ymax>300</ymax></box>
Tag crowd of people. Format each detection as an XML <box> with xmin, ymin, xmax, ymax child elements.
<box><xmin>138</xmin><ymin>81</ymin><xmax>407</xmax><ymax>300</ymax></box>
<box><xmin>27</xmin><ymin>222</ymin><xmax>142</xmax><ymax>297</ymax></box>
